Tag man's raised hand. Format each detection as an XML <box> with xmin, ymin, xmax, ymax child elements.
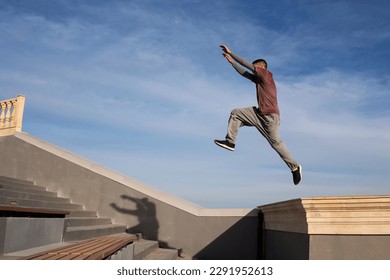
<box><xmin>222</xmin><ymin>53</ymin><xmax>234</xmax><ymax>65</ymax></box>
<box><xmin>220</xmin><ymin>44</ymin><xmax>231</xmax><ymax>54</ymax></box>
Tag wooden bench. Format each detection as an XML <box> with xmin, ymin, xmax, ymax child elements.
<box><xmin>24</xmin><ymin>234</ymin><xmax>137</xmax><ymax>260</ymax></box>
<box><xmin>0</xmin><ymin>205</ymin><xmax>70</xmax><ymax>218</ymax></box>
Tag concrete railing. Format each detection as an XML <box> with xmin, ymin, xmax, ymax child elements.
<box><xmin>0</xmin><ymin>95</ymin><xmax>26</xmax><ymax>136</ymax></box>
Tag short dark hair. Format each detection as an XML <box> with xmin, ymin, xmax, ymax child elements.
<box><xmin>252</xmin><ymin>59</ymin><xmax>268</xmax><ymax>69</ymax></box>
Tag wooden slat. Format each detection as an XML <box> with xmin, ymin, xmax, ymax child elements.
<box><xmin>25</xmin><ymin>234</ymin><xmax>137</xmax><ymax>260</ymax></box>
<box><xmin>86</xmin><ymin>237</ymin><xmax>134</xmax><ymax>260</ymax></box>
<box><xmin>52</xmin><ymin>238</ymin><xmax>118</xmax><ymax>260</ymax></box>
<box><xmin>28</xmin><ymin>238</ymin><xmax>112</xmax><ymax>260</ymax></box>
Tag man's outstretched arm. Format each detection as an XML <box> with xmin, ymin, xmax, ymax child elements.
<box><xmin>220</xmin><ymin>45</ymin><xmax>255</xmax><ymax>71</ymax></box>
<box><xmin>221</xmin><ymin>45</ymin><xmax>256</xmax><ymax>82</ymax></box>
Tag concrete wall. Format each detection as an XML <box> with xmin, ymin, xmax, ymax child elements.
<box><xmin>258</xmin><ymin>196</ymin><xmax>390</xmax><ymax>260</ymax></box>
<box><xmin>0</xmin><ymin>133</ymin><xmax>258</xmax><ymax>259</ymax></box>
<box><xmin>260</xmin><ymin>230</ymin><xmax>390</xmax><ymax>260</ymax></box>
<box><xmin>261</xmin><ymin>230</ymin><xmax>309</xmax><ymax>260</ymax></box>
<box><xmin>0</xmin><ymin>217</ymin><xmax>65</xmax><ymax>254</ymax></box>
<box><xmin>309</xmin><ymin>235</ymin><xmax>390</xmax><ymax>260</ymax></box>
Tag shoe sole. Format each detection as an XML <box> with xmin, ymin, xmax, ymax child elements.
<box><xmin>214</xmin><ymin>141</ymin><xmax>235</xmax><ymax>151</ymax></box>
<box><xmin>294</xmin><ymin>165</ymin><xmax>302</xmax><ymax>185</ymax></box>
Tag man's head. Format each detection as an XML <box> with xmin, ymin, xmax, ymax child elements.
<box><xmin>252</xmin><ymin>59</ymin><xmax>268</xmax><ymax>69</ymax></box>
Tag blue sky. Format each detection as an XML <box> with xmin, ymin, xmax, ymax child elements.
<box><xmin>1</xmin><ymin>0</ymin><xmax>389</xmax><ymax>208</ymax></box>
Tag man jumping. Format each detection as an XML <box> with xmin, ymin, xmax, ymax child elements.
<box><xmin>215</xmin><ymin>45</ymin><xmax>302</xmax><ymax>185</ymax></box>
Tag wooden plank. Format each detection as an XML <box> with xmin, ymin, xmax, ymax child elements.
<box><xmin>86</xmin><ymin>237</ymin><xmax>133</xmax><ymax>260</ymax></box>
<box><xmin>25</xmin><ymin>234</ymin><xmax>137</xmax><ymax>260</ymax></box>
<box><xmin>35</xmin><ymin>239</ymin><xmax>111</xmax><ymax>260</ymax></box>
<box><xmin>48</xmin><ymin>239</ymin><xmax>105</xmax><ymax>254</ymax></box>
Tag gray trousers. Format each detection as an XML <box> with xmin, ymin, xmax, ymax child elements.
<box><xmin>225</xmin><ymin>107</ymin><xmax>299</xmax><ymax>171</ymax></box>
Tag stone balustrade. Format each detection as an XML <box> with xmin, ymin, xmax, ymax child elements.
<box><xmin>0</xmin><ymin>95</ymin><xmax>26</xmax><ymax>136</ymax></box>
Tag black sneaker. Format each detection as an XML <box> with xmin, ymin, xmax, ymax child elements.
<box><xmin>292</xmin><ymin>165</ymin><xmax>302</xmax><ymax>185</ymax></box>
<box><xmin>214</xmin><ymin>139</ymin><xmax>235</xmax><ymax>151</ymax></box>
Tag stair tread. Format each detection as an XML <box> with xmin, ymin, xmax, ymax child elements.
<box><xmin>134</xmin><ymin>239</ymin><xmax>158</xmax><ymax>250</ymax></box>
<box><xmin>0</xmin><ymin>179</ymin><xmax>47</xmax><ymax>191</ymax></box>
<box><xmin>0</xmin><ymin>202</ymin><xmax>80</xmax><ymax>209</ymax></box>
<box><xmin>0</xmin><ymin>176</ymin><xmax>36</xmax><ymax>184</ymax></box>
<box><xmin>0</xmin><ymin>200</ymin><xmax>84</xmax><ymax>212</ymax></box>
<box><xmin>133</xmin><ymin>239</ymin><xmax>159</xmax><ymax>259</ymax></box>
<box><xmin>0</xmin><ymin>189</ymin><xmax>69</xmax><ymax>202</ymax></box>
<box><xmin>143</xmin><ymin>248</ymin><xmax>178</xmax><ymax>260</ymax></box>
<box><xmin>66</xmin><ymin>224</ymin><xmax>126</xmax><ymax>231</ymax></box>
<box><xmin>0</xmin><ymin>185</ymin><xmax>57</xmax><ymax>196</ymax></box>
<box><xmin>65</xmin><ymin>217</ymin><xmax>113</xmax><ymax>227</ymax></box>
<box><xmin>0</xmin><ymin>177</ymin><xmax>40</xmax><ymax>189</ymax></box>
<box><xmin>66</xmin><ymin>210</ymin><xmax>98</xmax><ymax>217</ymax></box>
<box><xmin>65</xmin><ymin>217</ymin><xmax>111</xmax><ymax>220</ymax></box>
<box><xmin>64</xmin><ymin>224</ymin><xmax>127</xmax><ymax>242</ymax></box>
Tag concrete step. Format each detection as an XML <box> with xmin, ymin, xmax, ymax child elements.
<box><xmin>0</xmin><ymin>197</ymin><xmax>84</xmax><ymax>211</ymax></box>
<box><xmin>0</xmin><ymin>189</ymin><xmax>70</xmax><ymax>203</ymax></box>
<box><xmin>65</xmin><ymin>217</ymin><xmax>112</xmax><ymax>227</ymax></box>
<box><xmin>0</xmin><ymin>176</ymin><xmax>37</xmax><ymax>187</ymax></box>
<box><xmin>143</xmin><ymin>248</ymin><xmax>179</xmax><ymax>260</ymax></box>
<box><xmin>64</xmin><ymin>224</ymin><xmax>127</xmax><ymax>242</ymax></box>
<box><xmin>0</xmin><ymin>177</ymin><xmax>47</xmax><ymax>192</ymax></box>
<box><xmin>0</xmin><ymin>184</ymin><xmax>57</xmax><ymax>197</ymax></box>
<box><xmin>133</xmin><ymin>239</ymin><xmax>159</xmax><ymax>260</ymax></box>
<box><xmin>66</xmin><ymin>210</ymin><xmax>98</xmax><ymax>218</ymax></box>
<box><xmin>133</xmin><ymin>239</ymin><xmax>179</xmax><ymax>260</ymax></box>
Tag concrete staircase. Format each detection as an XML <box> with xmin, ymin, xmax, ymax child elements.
<box><xmin>0</xmin><ymin>176</ymin><xmax>178</xmax><ymax>260</ymax></box>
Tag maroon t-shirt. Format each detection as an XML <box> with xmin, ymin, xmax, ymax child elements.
<box><xmin>229</xmin><ymin>52</ymin><xmax>280</xmax><ymax>116</ymax></box>
<box><xmin>254</xmin><ymin>67</ymin><xmax>280</xmax><ymax>116</ymax></box>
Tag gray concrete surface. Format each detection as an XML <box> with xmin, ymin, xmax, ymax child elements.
<box><xmin>0</xmin><ymin>217</ymin><xmax>65</xmax><ymax>254</ymax></box>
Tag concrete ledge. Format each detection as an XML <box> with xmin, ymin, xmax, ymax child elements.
<box><xmin>259</xmin><ymin>195</ymin><xmax>390</xmax><ymax>234</ymax></box>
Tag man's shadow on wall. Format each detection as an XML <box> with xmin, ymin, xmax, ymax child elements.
<box><xmin>110</xmin><ymin>195</ymin><xmax>159</xmax><ymax>241</ymax></box>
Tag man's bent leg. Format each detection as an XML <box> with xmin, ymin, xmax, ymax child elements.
<box><xmin>226</xmin><ymin>107</ymin><xmax>259</xmax><ymax>144</ymax></box>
